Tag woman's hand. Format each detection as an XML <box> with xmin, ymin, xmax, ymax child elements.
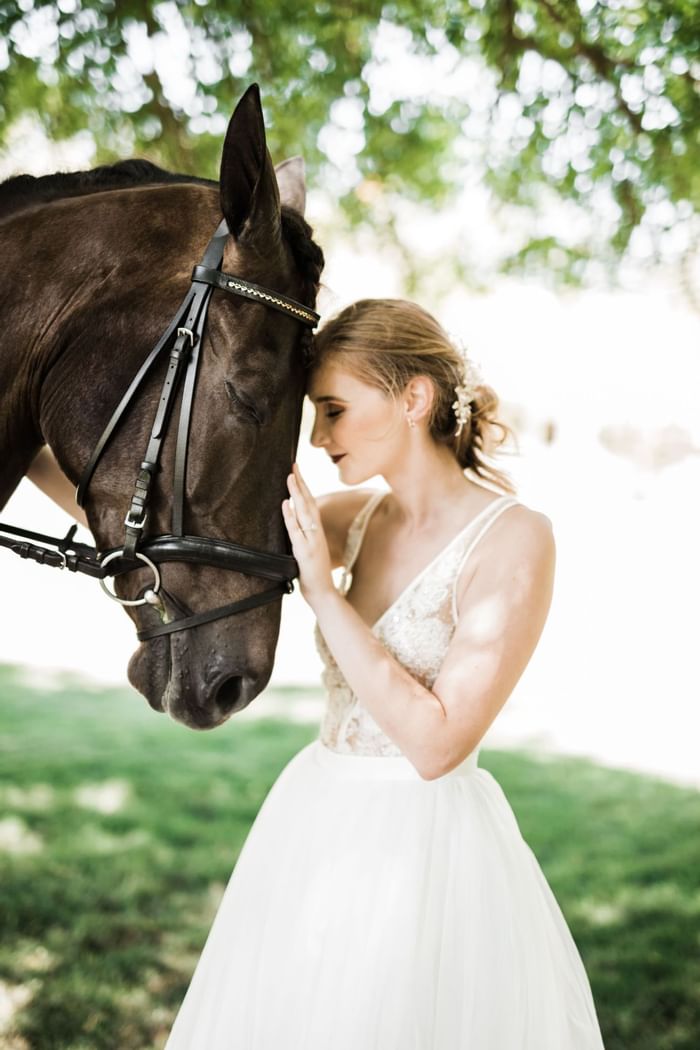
<box><xmin>282</xmin><ymin>463</ymin><xmax>335</xmax><ymax>607</ymax></box>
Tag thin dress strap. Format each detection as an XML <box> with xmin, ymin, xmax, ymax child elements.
<box><xmin>339</xmin><ymin>491</ymin><xmax>386</xmax><ymax>594</ymax></box>
<box><xmin>450</xmin><ymin>495</ymin><xmax>520</xmax><ymax>623</ymax></box>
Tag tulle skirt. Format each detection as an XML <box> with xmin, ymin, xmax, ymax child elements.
<box><xmin>164</xmin><ymin>739</ymin><xmax>605</xmax><ymax>1049</ymax></box>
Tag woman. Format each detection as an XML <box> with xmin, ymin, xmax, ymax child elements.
<box><xmin>163</xmin><ymin>299</ymin><xmax>605</xmax><ymax>1048</ymax></box>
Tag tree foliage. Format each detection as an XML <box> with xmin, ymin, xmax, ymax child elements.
<box><xmin>0</xmin><ymin>0</ymin><xmax>698</xmax><ymax>288</ymax></box>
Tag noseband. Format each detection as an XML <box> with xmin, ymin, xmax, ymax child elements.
<box><xmin>0</xmin><ymin>217</ymin><xmax>319</xmax><ymax>641</ymax></box>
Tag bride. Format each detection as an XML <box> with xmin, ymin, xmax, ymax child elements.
<box><xmin>29</xmin><ymin>297</ymin><xmax>606</xmax><ymax>1048</ymax></box>
<box><xmin>163</xmin><ymin>297</ymin><xmax>605</xmax><ymax>1048</ymax></box>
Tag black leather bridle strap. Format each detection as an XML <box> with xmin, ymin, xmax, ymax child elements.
<box><xmin>136</xmin><ymin>580</ymin><xmax>291</xmax><ymax>641</ymax></box>
<box><xmin>103</xmin><ymin>534</ymin><xmax>297</xmax><ymax>581</ymax></box>
<box><xmin>172</xmin><ymin>219</ymin><xmax>228</xmax><ymax>536</ymax></box>
<box><xmin>0</xmin><ymin>522</ymin><xmax>103</xmax><ymax>576</ymax></box>
<box><xmin>124</xmin><ymin>281</ymin><xmax>215</xmax><ymax>556</ymax></box>
<box><xmin>75</xmin><ymin>285</ymin><xmax>198</xmax><ymax>509</ymax></box>
<box><xmin>75</xmin><ymin>218</ymin><xmax>230</xmax><ymax>513</ymax></box>
<box><xmin>123</xmin><ymin>327</ymin><xmax>192</xmax><ymax>559</ymax></box>
<box><xmin>192</xmin><ymin>266</ymin><xmax>320</xmax><ymax>326</ymax></box>
<box><xmin>171</xmin><ymin>296</ymin><xmax>208</xmax><ymax>537</ymax></box>
<box><xmin>0</xmin><ymin>523</ymin><xmax>297</xmax><ymax>582</ymax></box>
<box><xmin>199</xmin><ymin>217</ymin><xmax>229</xmax><ymax>268</ymax></box>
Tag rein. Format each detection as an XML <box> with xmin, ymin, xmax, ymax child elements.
<box><xmin>0</xmin><ymin>217</ymin><xmax>319</xmax><ymax>641</ymax></box>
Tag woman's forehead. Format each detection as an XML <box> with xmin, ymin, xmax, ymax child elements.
<box><xmin>307</xmin><ymin>360</ymin><xmax>360</xmax><ymax>400</ymax></box>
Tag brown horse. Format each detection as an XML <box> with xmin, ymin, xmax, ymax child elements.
<box><xmin>0</xmin><ymin>85</ymin><xmax>324</xmax><ymax>729</ymax></box>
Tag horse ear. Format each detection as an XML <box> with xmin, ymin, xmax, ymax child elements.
<box><xmin>274</xmin><ymin>156</ymin><xmax>307</xmax><ymax>216</ymax></box>
<box><xmin>219</xmin><ymin>83</ymin><xmax>282</xmax><ymax>245</ymax></box>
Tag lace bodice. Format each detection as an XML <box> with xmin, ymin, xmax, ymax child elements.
<box><xmin>314</xmin><ymin>490</ymin><xmax>520</xmax><ymax>757</ymax></box>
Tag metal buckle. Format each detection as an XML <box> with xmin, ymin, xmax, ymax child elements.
<box><xmin>177</xmin><ymin>327</ymin><xmax>195</xmax><ymax>345</ymax></box>
<box><xmin>124</xmin><ymin>511</ymin><xmax>147</xmax><ymax>530</ymax></box>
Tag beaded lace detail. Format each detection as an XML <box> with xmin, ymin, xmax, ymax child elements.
<box><xmin>314</xmin><ymin>490</ymin><xmax>520</xmax><ymax>757</ymax></box>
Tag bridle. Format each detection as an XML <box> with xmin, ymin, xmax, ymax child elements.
<box><xmin>0</xmin><ymin>217</ymin><xmax>320</xmax><ymax>641</ymax></box>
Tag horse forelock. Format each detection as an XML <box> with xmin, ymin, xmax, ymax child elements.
<box><xmin>280</xmin><ymin>205</ymin><xmax>325</xmax><ymax>362</ymax></box>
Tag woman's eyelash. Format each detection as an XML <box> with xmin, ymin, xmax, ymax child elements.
<box><xmin>326</xmin><ymin>409</ymin><xmax>343</xmax><ymax>418</ymax></box>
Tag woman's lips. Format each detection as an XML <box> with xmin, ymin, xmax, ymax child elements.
<box><xmin>331</xmin><ymin>454</ymin><xmax>346</xmax><ymax>464</ymax></box>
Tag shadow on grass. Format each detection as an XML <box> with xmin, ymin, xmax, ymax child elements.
<box><xmin>0</xmin><ymin>664</ymin><xmax>698</xmax><ymax>1049</ymax></box>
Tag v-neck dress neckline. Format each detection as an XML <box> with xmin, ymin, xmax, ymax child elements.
<box><xmin>344</xmin><ymin>491</ymin><xmax>514</xmax><ymax>632</ymax></box>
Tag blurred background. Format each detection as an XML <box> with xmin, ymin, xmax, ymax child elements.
<box><xmin>1</xmin><ymin>3</ymin><xmax>699</xmax><ymax>1048</ymax></box>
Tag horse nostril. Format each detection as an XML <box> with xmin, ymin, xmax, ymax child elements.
<box><xmin>213</xmin><ymin>675</ymin><xmax>244</xmax><ymax>717</ymax></box>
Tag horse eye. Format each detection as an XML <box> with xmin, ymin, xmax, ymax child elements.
<box><xmin>224</xmin><ymin>380</ymin><xmax>262</xmax><ymax>425</ymax></box>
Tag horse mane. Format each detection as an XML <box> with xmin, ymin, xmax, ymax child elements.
<box><xmin>0</xmin><ymin>158</ymin><xmax>324</xmax><ymax>323</ymax></box>
<box><xmin>0</xmin><ymin>159</ymin><xmax>214</xmax><ymax>221</ymax></box>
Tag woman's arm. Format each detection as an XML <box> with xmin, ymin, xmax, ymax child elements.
<box><xmin>26</xmin><ymin>447</ymin><xmax>90</xmax><ymax>529</ymax></box>
<box><xmin>312</xmin><ymin>509</ymin><xmax>554</xmax><ymax>779</ymax></box>
<box><xmin>424</xmin><ymin>510</ymin><xmax>555</xmax><ymax>776</ymax></box>
<box><xmin>285</xmin><ymin>466</ymin><xmax>555</xmax><ymax>780</ymax></box>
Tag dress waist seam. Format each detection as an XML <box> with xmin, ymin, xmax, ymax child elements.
<box><xmin>313</xmin><ymin>739</ymin><xmax>479</xmax><ymax>781</ymax></box>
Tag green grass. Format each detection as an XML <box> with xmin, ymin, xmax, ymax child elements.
<box><xmin>0</xmin><ymin>663</ymin><xmax>698</xmax><ymax>1049</ymax></box>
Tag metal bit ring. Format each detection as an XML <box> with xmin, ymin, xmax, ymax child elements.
<box><xmin>99</xmin><ymin>550</ymin><xmax>161</xmax><ymax>606</ymax></box>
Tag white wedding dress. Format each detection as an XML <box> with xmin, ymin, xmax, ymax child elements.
<box><xmin>164</xmin><ymin>491</ymin><xmax>606</xmax><ymax>1049</ymax></box>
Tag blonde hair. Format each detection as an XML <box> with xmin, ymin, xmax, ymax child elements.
<box><xmin>311</xmin><ymin>298</ymin><xmax>517</xmax><ymax>495</ymax></box>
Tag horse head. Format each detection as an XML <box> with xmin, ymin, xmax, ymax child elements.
<box><xmin>0</xmin><ymin>85</ymin><xmax>324</xmax><ymax>728</ymax></box>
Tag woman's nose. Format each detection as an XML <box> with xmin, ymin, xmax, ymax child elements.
<box><xmin>310</xmin><ymin>415</ymin><xmax>326</xmax><ymax>448</ymax></box>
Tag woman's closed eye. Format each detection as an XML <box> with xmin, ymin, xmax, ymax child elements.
<box><xmin>325</xmin><ymin>408</ymin><xmax>344</xmax><ymax>419</ymax></box>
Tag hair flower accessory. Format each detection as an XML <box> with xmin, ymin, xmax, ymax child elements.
<box><xmin>450</xmin><ymin>338</ymin><xmax>483</xmax><ymax>437</ymax></box>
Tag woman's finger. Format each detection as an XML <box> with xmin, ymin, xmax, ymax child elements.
<box><xmin>287</xmin><ymin>475</ymin><xmax>315</xmax><ymax>531</ymax></box>
<box><xmin>282</xmin><ymin>499</ymin><xmax>303</xmax><ymax>539</ymax></box>
<box><xmin>290</xmin><ymin>467</ymin><xmax>320</xmax><ymax>526</ymax></box>
<box><xmin>292</xmin><ymin>464</ymin><xmax>317</xmax><ymax>506</ymax></box>
<box><xmin>283</xmin><ymin>497</ymin><xmax>314</xmax><ymax>540</ymax></box>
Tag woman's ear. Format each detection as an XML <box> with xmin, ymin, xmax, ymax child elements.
<box><xmin>404</xmin><ymin>375</ymin><xmax>435</xmax><ymax>423</ymax></box>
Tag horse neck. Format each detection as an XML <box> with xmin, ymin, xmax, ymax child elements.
<box><xmin>0</xmin><ymin>184</ymin><xmax>219</xmax><ymax>505</ymax></box>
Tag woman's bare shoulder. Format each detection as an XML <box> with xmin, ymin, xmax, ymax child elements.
<box><xmin>317</xmin><ymin>488</ymin><xmax>382</xmax><ymax>568</ymax></box>
<box><xmin>480</xmin><ymin>499</ymin><xmax>554</xmax><ymax>562</ymax></box>
<box><xmin>454</xmin><ymin>497</ymin><xmax>554</xmax><ymax>614</ymax></box>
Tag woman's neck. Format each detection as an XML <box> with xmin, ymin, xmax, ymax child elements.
<box><xmin>380</xmin><ymin>441</ymin><xmax>485</xmax><ymax>533</ymax></box>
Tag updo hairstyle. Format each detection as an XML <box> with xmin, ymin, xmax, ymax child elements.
<box><xmin>310</xmin><ymin>298</ymin><xmax>516</xmax><ymax>495</ymax></box>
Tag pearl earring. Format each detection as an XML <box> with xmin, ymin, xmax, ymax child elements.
<box><xmin>406</xmin><ymin>414</ymin><xmax>416</xmax><ymax>428</ymax></box>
